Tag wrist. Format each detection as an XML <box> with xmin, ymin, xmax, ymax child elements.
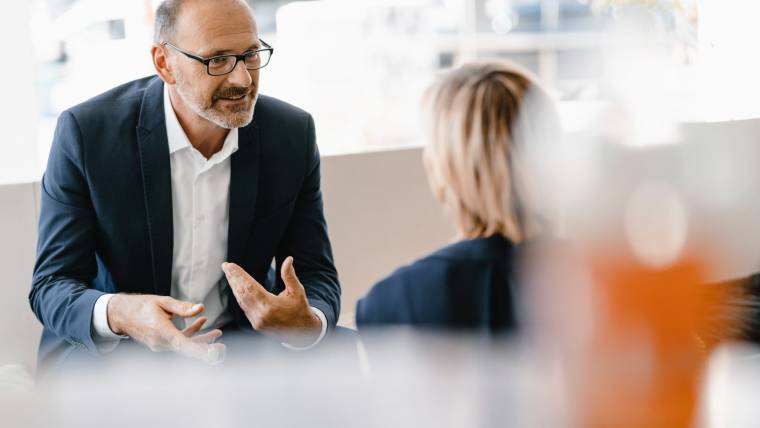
<box><xmin>297</xmin><ymin>307</ymin><xmax>323</xmax><ymax>339</ymax></box>
<box><xmin>107</xmin><ymin>294</ymin><xmax>126</xmax><ymax>335</ymax></box>
<box><xmin>281</xmin><ymin>307</ymin><xmax>327</xmax><ymax>351</ymax></box>
<box><xmin>303</xmin><ymin>309</ymin><xmax>321</xmax><ymax>331</ymax></box>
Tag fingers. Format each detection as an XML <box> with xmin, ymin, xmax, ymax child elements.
<box><xmin>155</xmin><ymin>319</ymin><xmax>225</xmax><ymax>364</ymax></box>
<box><xmin>163</xmin><ymin>326</ymin><xmax>218</xmax><ymax>363</ymax></box>
<box><xmin>181</xmin><ymin>315</ymin><xmax>221</xmax><ymax>343</ymax></box>
<box><xmin>280</xmin><ymin>256</ymin><xmax>305</xmax><ymax>296</ymax></box>
<box><xmin>191</xmin><ymin>329</ymin><xmax>223</xmax><ymax>344</ymax></box>
<box><xmin>159</xmin><ymin>297</ymin><xmax>204</xmax><ymax>317</ymax></box>
<box><xmin>222</xmin><ymin>262</ymin><xmax>269</xmax><ymax>303</ymax></box>
<box><xmin>181</xmin><ymin>316</ymin><xmax>207</xmax><ymax>337</ymax></box>
<box><xmin>132</xmin><ymin>299</ymin><xmax>222</xmax><ymax>365</ymax></box>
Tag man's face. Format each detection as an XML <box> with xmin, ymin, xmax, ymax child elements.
<box><xmin>170</xmin><ymin>0</ymin><xmax>260</xmax><ymax>129</ymax></box>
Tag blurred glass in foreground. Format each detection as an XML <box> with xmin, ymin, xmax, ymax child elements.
<box><xmin>516</xmin><ymin>2</ymin><xmax>760</xmax><ymax>426</ymax></box>
<box><xmin>4</xmin><ymin>1</ymin><xmax>760</xmax><ymax>427</ymax></box>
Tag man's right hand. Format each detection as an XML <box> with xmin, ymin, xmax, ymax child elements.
<box><xmin>107</xmin><ymin>294</ymin><xmax>225</xmax><ymax>363</ymax></box>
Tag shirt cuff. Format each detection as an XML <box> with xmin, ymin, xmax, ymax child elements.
<box><xmin>281</xmin><ymin>306</ymin><xmax>328</xmax><ymax>351</ymax></box>
<box><xmin>92</xmin><ymin>294</ymin><xmax>128</xmax><ymax>353</ymax></box>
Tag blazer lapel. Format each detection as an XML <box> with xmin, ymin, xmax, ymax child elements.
<box><xmin>227</xmin><ymin>122</ymin><xmax>260</xmax><ymax>264</ymax></box>
<box><xmin>225</xmin><ymin>122</ymin><xmax>260</xmax><ymax>328</ymax></box>
<box><xmin>136</xmin><ymin>77</ymin><xmax>174</xmax><ymax>296</ymax></box>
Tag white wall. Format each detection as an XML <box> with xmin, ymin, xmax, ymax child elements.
<box><xmin>0</xmin><ymin>183</ymin><xmax>41</xmax><ymax>372</ymax></box>
<box><xmin>321</xmin><ymin>148</ymin><xmax>455</xmax><ymax>326</ymax></box>
<box><xmin>0</xmin><ymin>2</ymin><xmax>40</xmax><ymax>184</ymax></box>
<box><xmin>0</xmin><ymin>147</ymin><xmax>455</xmax><ymax>371</ymax></box>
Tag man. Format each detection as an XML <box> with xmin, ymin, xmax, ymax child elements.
<box><xmin>29</xmin><ymin>0</ymin><xmax>340</xmax><ymax>372</ymax></box>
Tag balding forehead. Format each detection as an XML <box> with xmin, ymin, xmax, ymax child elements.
<box><xmin>190</xmin><ymin>0</ymin><xmax>253</xmax><ymax>13</ymax></box>
<box><xmin>155</xmin><ymin>0</ymin><xmax>257</xmax><ymax>44</ymax></box>
<box><xmin>172</xmin><ymin>0</ymin><xmax>258</xmax><ymax>50</ymax></box>
<box><xmin>179</xmin><ymin>0</ymin><xmax>256</xmax><ymax>24</ymax></box>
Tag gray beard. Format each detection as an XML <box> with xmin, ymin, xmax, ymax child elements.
<box><xmin>174</xmin><ymin>79</ymin><xmax>257</xmax><ymax>129</ymax></box>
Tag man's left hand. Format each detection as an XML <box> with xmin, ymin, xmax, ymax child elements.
<box><xmin>222</xmin><ymin>257</ymin><xmax>321</xmax><ymax>347</ymax></box>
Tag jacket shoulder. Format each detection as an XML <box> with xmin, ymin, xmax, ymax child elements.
<box><xmin>425</xmin><ymin>236</ymin><xmax>513</xmax><ymax>263</ymax></box>
<box><xmin>356</xmin><ymin>256</ymin><xmax>452</xmax><ymax>325</ymax></box>
<box><xmin>253</xmin><ymin>94</ymin><xmax>311</xmax><ymax>123</ymax></box>
<box><xmin>65</xmin><ymin>76</ymin><xmax>158</xmax><ymax>124</ymax></box>
<box><xmin>356</xmin><ymin>237</ymin><xmax>516</xmax><ymax>326</ymax></box>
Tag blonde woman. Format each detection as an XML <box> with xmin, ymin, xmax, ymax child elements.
<box><xmin>356</xmin><ymin>61</ymin><xmax>560</xmax><ymax>330</ymax></box>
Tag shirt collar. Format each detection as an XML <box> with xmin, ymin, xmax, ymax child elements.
<box><xmin>163</xmin><ymin>83</ymin><xmax>239</xmax><ymax>159</ymax></box>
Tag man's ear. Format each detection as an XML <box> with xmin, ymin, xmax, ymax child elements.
<box><xmin>151</xmin><ymin>44</ymin><xmax>176</xmax><ymax>85</ymax></box>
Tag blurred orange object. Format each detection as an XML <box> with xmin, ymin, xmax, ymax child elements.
<box><xmin>583</xmin><ymin>252</ymin><xmax>708</xmax><ymax>427</ymax></box>
<box><xmin>526</xmin><ymin>244</ymin><xmax>746</xmax><ymax>428</ymax></box>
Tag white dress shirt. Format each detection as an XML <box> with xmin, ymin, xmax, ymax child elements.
<box><xmin>92</xmin><ymin>84</ymin><xmax>326</xmax><ymax>351</ymax></box>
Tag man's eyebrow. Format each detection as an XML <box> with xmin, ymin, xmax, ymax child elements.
<box><xmin>205</xmin><ymin>44</ymin><xmax>262</xmax><ymax>57</ymax></box>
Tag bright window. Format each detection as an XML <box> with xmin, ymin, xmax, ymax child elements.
<box><xmin>0</xmin><ymin>0</ymin><xmax>712</xmax><ymax>183</ymax></box>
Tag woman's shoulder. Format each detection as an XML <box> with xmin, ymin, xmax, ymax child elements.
<box><xmin>377</xmin><ymin>235</ymin><xmax>514</xmax><ymax>291</ymax></box>
<box><xmin>356</xmin><ymin>236</ymin><xmax>516</xmax><ymax>325</ymax></box>
<box><xmin>424</xmin><ymin>235</ymin><xmax>514</xmax><ymax>263</ymax></box>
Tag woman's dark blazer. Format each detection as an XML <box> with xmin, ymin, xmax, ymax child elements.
<box><xmin>356</xmin><ymin>235</ymin><xmax>520</xmax><ymax>331</ymax></box>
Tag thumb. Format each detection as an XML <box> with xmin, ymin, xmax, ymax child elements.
<box><xmin>280</xmin><ymin>256</ymin><xmax>304</xmax><ymax>296</ymax></box>
<box><xmin>159</xmin><ymin>297</ymin><xmax>204</xmax><ymax>317</ymax></box>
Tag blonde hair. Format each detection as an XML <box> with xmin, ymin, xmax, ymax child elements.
<box><xmin>422</xmin><ymin>61</ymin><xmax>560</xmax><ymax>243</ymax></box>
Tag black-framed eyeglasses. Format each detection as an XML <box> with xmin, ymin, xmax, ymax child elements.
<box><xmin>163</xmin><ymin>40</ymin><xmax>274</xmax><ymax>76</ymax></box>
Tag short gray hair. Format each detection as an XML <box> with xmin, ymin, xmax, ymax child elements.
<box><xmin>153</xmin><ymin>0</ymin><xmax>184</xmax><ymax>43</ymax></box>
<box><xmin>154</xmin><ymin>0</ymin><xmax>253</xmax><ymax>44</ymax></box>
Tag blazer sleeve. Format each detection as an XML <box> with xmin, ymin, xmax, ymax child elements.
<box><xmin>29</xmin><ymin>110</ymin><xmax>105</xmax><ymax>355</ymax></box>
<box><xmin>274</xmin><ymin>114</ymin><xmax>341</xmax><ymax>330</ymax></box>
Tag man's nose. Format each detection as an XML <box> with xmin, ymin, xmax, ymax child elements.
<box><xmin>227</xmin><ymin>59</ymin><xmax>253</xmax><ymax>87</ymax></box>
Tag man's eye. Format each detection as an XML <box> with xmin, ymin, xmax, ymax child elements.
<box><xmin>245</xmin><ymin>52</ymin><xmax>259</xmax><ymax>60</ymax></box>
<box><xmin>210</xmin><ymin>57</ymin><xmax>229</xmax><ymax>65</ymax></box>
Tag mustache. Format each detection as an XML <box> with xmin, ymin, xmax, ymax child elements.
<box><xmin>213</xmin><ymin>86</ymin><xmax>252</xmax><ymax>100</ymax></box>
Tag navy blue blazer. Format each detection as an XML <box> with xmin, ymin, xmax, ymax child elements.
<box><xmin>356</xmin><ymin>235</ymin><xmax>518</xmax><ymax>331</ymax></box>
<box><xmin>30</xmin><ymin>76</ymin><xmax>341</xmax><ymax>369</ymax></box>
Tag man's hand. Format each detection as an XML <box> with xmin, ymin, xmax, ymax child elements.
<box><xmin>107</xmin><ymin>294</ymin><xmax>225</xmax><ymax>363</ymax></box>
<box><xmin>222</xmin><ymin>257</ymin><xmax>322</xmax><ymax>347</ymax></box>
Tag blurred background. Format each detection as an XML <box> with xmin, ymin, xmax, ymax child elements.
<box><xmin>4</xmin><ymin>1</ymin><xmax>760</xmax><ymax>426</ymax></box>
<box><xmin>0</xmin><ymin>0</ymin><xmax>709</xmax><ymax>180</ymax></box>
